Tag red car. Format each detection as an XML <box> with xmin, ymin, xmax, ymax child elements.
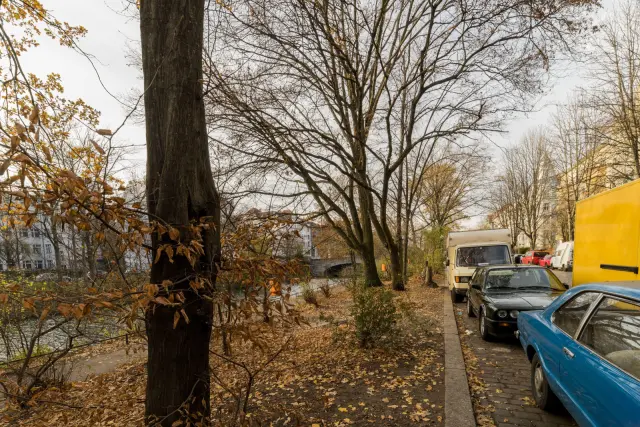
<box><xmin>538</xmin><ymin>254</ymin><xmax>553</xmax><ymax>268</ymax></box>
<box><xmin>521</xmin><ymin>250</ymin><xmax>549</xmax><ymax>265</ymax></box>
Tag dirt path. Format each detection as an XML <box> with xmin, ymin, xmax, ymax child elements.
<box><xmin>69</xmin><ymin>347</ymin><xmax>145</xmax><ymax>382</ymax></box>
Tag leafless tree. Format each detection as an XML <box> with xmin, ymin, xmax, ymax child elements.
<box><xmin>589</xmin><ymin>0</ymin><xmax>640</xmax><ymax>180</ymax></box>
<box><xmin>205</xmin><ymin>0</ymin><xmax>597</xmax><ymax>288</ymax></box>
<box><xmin>551</xmin><ymin>93</ymin><xmax>605</xmax><ymax>240</ymax></box>
<box><xmin>503</xmin><ymin>130</ymin><xmax>555</xmax><ymax>249</ymax></box>
<box><xmin>418</xmin><ymin>145</ymin><xmax>488</xmax><ymax>229</ymax></box>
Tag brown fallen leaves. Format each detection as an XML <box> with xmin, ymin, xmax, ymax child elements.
<box><xmin>454</xmin><ymin>309</ymin><xmax>497</xmax><ymax>427</ymax></box>
<box><xmin>1</xmin><ymin>282</ymin><xmax>446</xmax><ymax>426</ymax></box>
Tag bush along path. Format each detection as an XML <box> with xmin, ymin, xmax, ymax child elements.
<box><xmin>1</xmin><ymin>282</ymin><xmax>447</xmax><ymax>426</ymax></box>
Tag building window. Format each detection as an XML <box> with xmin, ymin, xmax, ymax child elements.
<box><xmin>23</xmin><ymin>261</ymin><xmax>32</xmax><ymax>270</ymax></box>
<box><xmin>20</xmin><ymin>229</ymin><xmax>29</xmax><ymax>238</ymax></box>
<box><xmin>33</xmin><ymin>244</ymin><xmax>41</xmax><ymax>255</ymax></box>
<box><xmin>32</xmin><ymin>229</ymin><xmax>41</xmax><ymax>238</ymax></box>
<box><xmin>542</xmin><ymin>202</ymin><xmax>550</xmax><ymax>213</ymax></box>
<box><xmin>36</xmin><ymin>260</ymin><xmax>43</xmax><ymax>269</ymax></box>
<box><xmin>46</xmin><ymin>260</ymin><xmax>54</xmax><ymax>268</ymax></box>
<box><xmin>45</xmin><ymin>244</ymin><xmax>52</xmax><ymax>254</ymax></box>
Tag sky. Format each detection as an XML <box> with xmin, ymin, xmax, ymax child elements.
<box><xmin>21</xmin><ymin>0</ymin><xmax>616</xmax><ymax>227</ymax></box>
<box><xmin>21</xmin><ymin>0</ymin><xmax>145</xmax><ymax>170</ymax></box>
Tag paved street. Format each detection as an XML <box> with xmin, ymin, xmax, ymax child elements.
<box><xmin>454</xmin><ymin>301</ymin><xmax>576</xmax><ymax>427</ymax></box>
<box><xmin>550</xmin><ymin>269</ymin><xmax>573</xmax><ymax>287</ymax></box>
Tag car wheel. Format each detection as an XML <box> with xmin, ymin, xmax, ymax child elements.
<box><xmin>479</xmin><ymin>309</ymin><xmax>491</xmax><ymax>341</ymax></box>
<box><xmin>531</xmin><ymin>353</ymin><xmax>562</xmax><ymax>412</ymax></box>
<box><xmin>467</xmin><ymin>297</ymin><xmax>475</xmax><ymax>317</ymax></box>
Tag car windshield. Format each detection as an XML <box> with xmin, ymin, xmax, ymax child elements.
<box><xmin>456</xmin><ymin>245</ymin><xmax>510</xmax><ymax>267</ymax></box>
<box><xmin>484</xmin><ymin>268</ymin><xmax>565</xmax><ymax>291</ymax></box>
<box><xmin>534</xmin><ymin>251</ymin><xmax>548</xmax><ymax>257</ymax></box>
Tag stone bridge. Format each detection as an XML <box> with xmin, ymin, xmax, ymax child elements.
<box><xmin>309</xmin><ymin>256</ymin><xmax>362</xmax><ymax>277</ymax></box>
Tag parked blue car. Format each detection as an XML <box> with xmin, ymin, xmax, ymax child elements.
<box><xmin>517</xmin><ymin>284</ymin><xmax>640</xmax><ymax>426</ymax></box>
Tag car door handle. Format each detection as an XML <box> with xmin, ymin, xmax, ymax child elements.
<box><xmin>562</xmin><ymin>347</ymin><xmax>575</xmax><ymax>359</ymax></box>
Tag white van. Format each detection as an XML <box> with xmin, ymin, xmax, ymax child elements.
<box><xmin>551</xmin><ymin>241</ymin><xmax>573</xmax><ymax>271</ymax></box>
<box><xmin>445</xmin><ymin>229</ymin><xmax>513</xmax><ymax>302</ymax></box>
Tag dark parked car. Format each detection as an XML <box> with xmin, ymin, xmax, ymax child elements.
<box><xmin>466</xmin><ymin>265</ymin><xmax>567</xmax><ymax>340</ymax></box>
<box><xmin>517</xmin><ymin>284</ymin><xmax>640</xmax><ymax>426</ymax></box>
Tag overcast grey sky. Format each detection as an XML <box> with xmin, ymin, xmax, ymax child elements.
<box><xmin>21</xmin><ymin>0</ymin><xmax>614</xmax><ymax>224</ymax></box>
<box><xmin>22</xmin><ymin>1</ymin><xmax>144</xmax><ymax>169</ymax></box>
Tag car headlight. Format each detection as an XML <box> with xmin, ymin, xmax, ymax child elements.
<box><xmin>510</xmin><ymin>310</ymin><xmax>519</xmax><ymax>319</ymax></box>
<box><xmin>497</xmin><ymin>310</ymin><xmax>508</xmax><ymax>318</ymax></box>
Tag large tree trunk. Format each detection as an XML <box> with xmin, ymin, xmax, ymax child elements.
<box><xmin>388</xmin><ymin>244</ymin><xmax>404</xmax><ymax>291</ymax></box>
<box><xmin>140</xmin><ymin>0</ymin><xmax>220</xmax><ymax>425</ymax></box>
<box><xmin>355</xmin><ymin>165</ymin><xmax>382</xmax><ymax>287</ymax></box>
<box><xmin>392</xmin><ymin>159</ymin><xmax>406</xmax><ymax>291</ymax></box>
<box><xmin>360</xmin><ymin>246</ymin><xmax>381</xmax><ymax>287</ymax></box>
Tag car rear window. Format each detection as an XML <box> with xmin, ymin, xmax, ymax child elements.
<box><xmin>484</xmin><ymin>268</ymin><xmax>565</xmax><ymax>291</ymax></box>
<box><xmin>534</xmin><ymin>252</ymin><xmax>548</xmax><ymax>257</ymax></box>
<box><xmin>578</xmin><ymin>297</ymin><xmax>640</xmax><ymax>379</ymax></box>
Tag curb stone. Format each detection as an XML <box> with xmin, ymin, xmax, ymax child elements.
<box><xmin>443</xmin><ymin>289</ymin><xmax>476</xmax><ymax>427</ymax></box>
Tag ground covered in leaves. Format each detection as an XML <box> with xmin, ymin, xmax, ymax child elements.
<box><xmin>1</xmin><ymin>282</ymin><xmax>445</xmax><ymax>426</ymax></box>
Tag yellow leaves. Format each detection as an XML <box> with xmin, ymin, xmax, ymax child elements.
<box><xmin>154</xmin><ymin>296</ymin><xmax>171</xmax><ymax>306</ymax></box>
<box><xmin>0</xmin><ymin>294</ymin><xmax>8</xmax><ymax>304</ymax></box>
<box><xmin>180</xmin><ymin>308</ymin><xmax>190</xmax><ymax>324</ymax></box>
<box><xmin>23</xmin><ymin>297</ymin><xmax>36</xmax><ymax>313</ymax></box>
<box><xmin>173</xmin><ymin>310</ymin><xmax>180</xmax><ymax>329</ymax></box>
<box><xmin>169</xmin><ymin>227</ymin><xmax>180</xmax><ymax>241</ymax></box>
<box><xmin>14</xmin><ymin>122</ymin><xmax>27</xmax><ymax>135</ymax></box>
<box><xmin>42</xmin><ymin>144</ymin><xmax>52</xmax><ymax>162</ymax></box>
<box><xmin>29</xmin><ymin>104</ymin><xmax>39</xmax><ymax>124</ymax></box>
<box><xmin>39</xmin><ymin>306</ymin><xmax>51</xmax><ymax>323</ymax></box>
<box><xmin>96</xmin><ymin>129</ymin><xmax>113</xmax><ymax>136</ymax></box>
<box><xmin>13</xmin><ymin>153</ymin><xmax>31</xmax><ymax>164</ymax></box>
<box><xmin>171</xmin><ymin>420</ymin><xmax>184</xmax><ymax>427</ymax></box>
<box><xmin>10</xmin><ymin>135</ymin><xmax>20</xmax><ymax>150</ymax></box>
<box><xmin>0</xmin><ymin>158</ymin><xmax>11</xmax><ymax>175</ymax></box>
<box><xmin>338</xmin><ymin>407</ymin><xmax>348</xmax><ymax>412</ymax></box>
<box><xmin>90</xmin><ymin>139</ymin><xmax>106</xmax><ymax>155</ymax></box>
<box><xmin>57</xmin><ymin>302</ymin><xmax>72</xmax><ymax>318</ymax></box>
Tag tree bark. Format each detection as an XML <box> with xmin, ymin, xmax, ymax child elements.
<box><xmin>361</xmin><ymin>247</ymin><xmax>381</xmax><ymax>287</ymax></box>
<box><xmin>388</xmin><ymin>244</ymin><xmax>404</xmax><ymax>291</ymax></box>
<box><xmin>140</xmin><ymin>0</ymin><xmax>220</xmax><ymax>425</ymax></box>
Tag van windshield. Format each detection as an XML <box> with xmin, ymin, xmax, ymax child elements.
<box><xmin>456</xmin><ymin>245</ymin><xmax>510</xmax><ymax>267</ymax></box>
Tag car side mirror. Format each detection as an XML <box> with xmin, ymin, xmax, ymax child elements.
<box><xmin>471</xmin><ymin>283</ymin><xmax>481</xmax><ymax>290</ymax></box>
<box><xmin>562</xmin><ymin>282</ymin><xmax>569</xmax><ymax>289</ymax></box>
<box><xmin>445</xmin><ymin>260</ymin><xmax>450</xmax><ymax>267</ymax></box>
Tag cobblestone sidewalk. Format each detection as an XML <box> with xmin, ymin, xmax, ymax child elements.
<box><xmin>454</xmin><ymin>301</ymin><xmax>576</xmax><ymax>427</ymax></box>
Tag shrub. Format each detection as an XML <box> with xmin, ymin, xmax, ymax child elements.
<box><xmin>300</xmin><ymin>283</ymin><xmax>318</xmax><ymax>307</ymax></box>
<box><xmin>350</xmin><ymin>283</ymin><xmax>398</xmax><ymax>348</ymax></box>
<box><xmin>319</xmin><ymin>280</ymin><xmax>331</xmax><ymax>298</ymax></box>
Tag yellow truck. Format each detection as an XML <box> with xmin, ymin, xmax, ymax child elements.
<box><xmin>573</xmin><ymin>178</ymin><xmax>640</xmax><ymax>286</ymax></box>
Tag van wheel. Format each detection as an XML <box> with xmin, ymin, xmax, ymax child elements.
<box><xmin>531</xmin><ymin>354</ymin><xmax>562</xmax><ymax>412</ymax></box>
<box><xmin>451</xmin><ymin>290</ymin><xmax>463</xmax><ymax>304</ymax></box>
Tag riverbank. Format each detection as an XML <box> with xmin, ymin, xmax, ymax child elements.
<box><xmin>1</xmin><ymin>280</ymin><xmax>446</xmax><ymax>426</ymax></box>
